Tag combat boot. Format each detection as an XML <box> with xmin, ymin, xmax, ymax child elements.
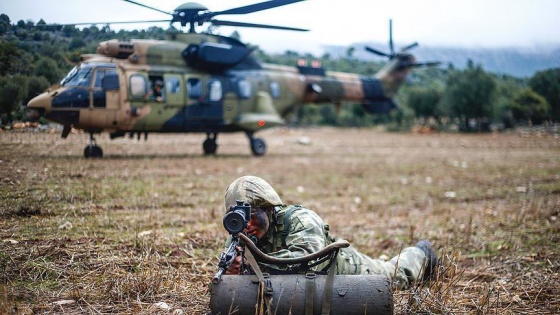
<box><xmin>415</xmin><ymin>240</ymin><xmax>440</xmax><ymax>281</ymax></box>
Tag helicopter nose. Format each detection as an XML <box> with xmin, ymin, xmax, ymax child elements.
<box><xmin>26</xmin><ymin>92</ymin><xmax>52</xmax><ymax>121</ymax></box>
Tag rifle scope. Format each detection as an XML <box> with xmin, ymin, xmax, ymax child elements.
<box><xmin>223</xmin><ymin>200</ymin><xmax>251</xmax><ymax>234</ymax></box>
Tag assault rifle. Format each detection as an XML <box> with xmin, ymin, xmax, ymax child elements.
<box><xmin>212</xmin><ymin>200</ymin><xmax>252</xmax><ymax>284</ymax></box>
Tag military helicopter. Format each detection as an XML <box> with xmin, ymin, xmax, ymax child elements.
<box><xmin>27</xmin><ymin>0</ymin><xmax>436</xmax><ymax>158</ymax></box>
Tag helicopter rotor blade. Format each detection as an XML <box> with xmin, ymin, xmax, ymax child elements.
<box><xmin>40</xmin><ymin>20</ymin><xmax>171</xmax><ymax>27</ymax></box>
<box><xmin>122</xmin><ymin>0</ymin><xmax>172</xmax><ymax>16</ymax></box>
<box><xmin>211</xmin><ymin>0</ymin><xmax>305</xmax><ymax>17</ymax></box>
<box><xmin>425</xmin><ymin>61</ymin><xmax>441</xmax><ymax>66</ymax></box>
<box><xmin>211</xmin><ymin>19</ymin><xmax>308</xmax><ymax>31</ymax></box>
<box><xmin>406</xmin><ymin>61</ymin><xmax>441</xmax><ymax>68</ymax></box>
<box><xmin>33</xmin><ymin>0</ymin><xmax>308</xmax><ymax>34</ymax></box>
<box><xmin>409</xmin><ymin>61</ymin><xmax>441</xmax><ymax>68</ymax></box>
<box><xmin>365</xmin><ymin>46</ymin><xmax>391</xmax><ymax>57</ymax></box>
<box><xmin>400</xmin><ymin>42</ymin><xmax>419</xmax><ymax>52</ymax></box>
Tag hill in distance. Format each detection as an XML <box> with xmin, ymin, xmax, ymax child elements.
<box><xmin>324</xmin><ymin>43</ymin><xmax>560</xmax><ymax>78</ymax></box>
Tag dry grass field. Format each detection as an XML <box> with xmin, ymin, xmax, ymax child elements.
<box><xmin>1</xmin><ymin>127</ymin><xmax>559</xmax><ymax>314</ymax></box>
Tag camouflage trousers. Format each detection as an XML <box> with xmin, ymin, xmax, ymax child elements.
<box><xmin>335</xmin><ymin>245</ymin><xmax>427</xmax><ymax>290</ymax></box>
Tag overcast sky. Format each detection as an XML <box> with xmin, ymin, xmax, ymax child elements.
<box><xmin>3</xmin><ymin>0</ymin><xmax>559</xmax><ymax>54</ymax></box>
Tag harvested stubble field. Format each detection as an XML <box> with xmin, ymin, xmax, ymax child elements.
<box><xmin>0</xmin><ymin>127</ymin><xmax>559</xmax><ymax>314</ymax></box>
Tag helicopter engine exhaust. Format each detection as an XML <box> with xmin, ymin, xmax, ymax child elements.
<box><xmin>97</xmin><ymin>40</ymin><xmax>134</xmax><ymax>59</ymax></box>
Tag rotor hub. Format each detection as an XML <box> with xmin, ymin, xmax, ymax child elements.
<box><xmin>171</xmin><ymin>2</ymin><xmax>209</xmax><ymax>28</ymax></box>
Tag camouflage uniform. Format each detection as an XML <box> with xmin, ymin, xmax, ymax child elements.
<box><xmin>225</xmin><ymin>176</ymin><xmax>428</xmax><ymax>290</ymax></box>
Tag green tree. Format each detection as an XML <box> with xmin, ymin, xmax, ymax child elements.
<box><xmin>319</xmin><ymin>104</ymin><xmax>337</xmax><ymax>125</ymax></box>
<box><xmin>0</xmin><ymin>39</ymin><xmax>20</xmax><ymax>75</ymax></box>
<box><xmin>529</xmin><ymin>68</ymin><xmax>560</xmax><ymax>122</ymax></box>
<box><xmin>33</xmin><ymin>57</ymin><xmax>62</xmax><ymax>84</ymax></box>
<box><xmin>69</xmin><ymin>37</ymin><xmax>86</xmax><ymax>50</ymax></box>
<box><xmin>39</xmin><ymin>42</ymin><xmax>63</xmax><ymax>60</ymax></box>
<box><xmin>0</xmin><ymin>75</ymin><xmax>27</xmax><ymax>124</ymax></box>
<box><xmin>407</xmin><ymin>87</ymin><xmax>443</xmax><ymax>121</ymax></box>
<box><xmin>85</xmin><ymin>25</ymin><xmax>100</xmax><ymax>38</ymax></box>
<box><xmin>26</xmin><ymin>76</ymin><xmax>50</xmax><ymax>104</ymax></box>
<box><xmin>295</xmin><ymin>105</ymin><xmax>320</xmax><ymax>126</ymax></box>
<box><xmin>493</xmin><ymin>74</ymin><xmax>525</xmax><ymax>129</ymax></box>
<box><xmin>62</xmin><ymin>25</ymin><xmax>77</xmax><ymax>37</ymax></box>
<box><xmin>510</xmin><ymin>88</ymin><xmax>550</xmax><ymax>125</ymax></box>
<box><xmin>440</xmin><ymin>60</ymin><xmax>497</xmax><ymax>131</ymax></box>
<box><xmin>0</xmin><ymin>14</ymin><xmax>10</xmax><ymax>35</ymax></box>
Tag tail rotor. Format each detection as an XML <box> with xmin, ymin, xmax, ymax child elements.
<box><xmin>364</xmin><ymin>19</ymin><xmax>440</xmax><ymax>68</ymax></box>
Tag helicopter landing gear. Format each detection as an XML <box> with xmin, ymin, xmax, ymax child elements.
<box><xmin>203</xmin><ymin>132</ymin><xmax>218</xmax><ymax>155</ymax></box>
<box><xmin>246</xmin><ymin>132</ymin><xmax>266</xmax><ymax>156</ymax></box>
<box><xmin>84</xmin><ymin>133</ymin><xmax>103</xmax><ymax>158</ymax></box>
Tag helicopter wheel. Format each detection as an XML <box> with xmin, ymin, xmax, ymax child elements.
<box><xmin>203</xmin><ymin>133</ymin><xmax>218</xmax><ymax>155</ymax></box>
<box><xmin>84</xmin><ymin>145</ymin><xmax>103</xmax><ymax>158</ymax></box>
<box><xmin>250</xmin><ymin>138</ymin><xmax>267</xmax><ymax>156</ymax></box>
<box><xmin>84</xmin><ymin>132</ymin><xmax>103</xmax><ymax>158</ymax></box>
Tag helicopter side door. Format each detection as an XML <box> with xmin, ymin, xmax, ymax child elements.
<box><xmin>182</xmin><ymin>75</ymin><xmax>223</xmax><ymax>131</ymax></box>
<box><xmin>223</xmin><ymin>78</ymin><xmax>251</xmax><ymax>125</ymax></box>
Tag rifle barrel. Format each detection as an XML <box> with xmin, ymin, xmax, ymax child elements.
<box><xmin>212</xmin><ymin>268</ymin><xmax>225</xmax><ymax>284</ymax></box>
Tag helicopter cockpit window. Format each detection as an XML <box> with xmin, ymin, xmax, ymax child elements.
<box><xmin>130</xmin><ymin>75</ymin><xmax>147</xmax><ymax>98</ymax></box>
<box><xmin>60</xmin><ymin>66</ymin><xmax>78</xmax><ymax>86</ymax></box>
<box><xmin>187</xmin><ymin>78</ymin><xmax>202</xmax><ymax>100</ymax></box>
<box><xmin>93</xmin><ymin>69</ymin><xmax>117</xmax><ymax>89</ymax></box>
<box><xmin>238</xmin><ymin>80</ymin><xmax>252</xmax><ymax>99</ymax></box>
<box><xmin>92</xmin><ymin>69</ymin><xmax>118</xmax><ymax>108</ymax></box>
<box><xmin>60</xmin><ymin>66</ymin><xmax>93</xmax><ymax>87</ymax></box>
<box><xmin>208</xmin><ymin>79</ymin><xmax>222</xmax><ymax>102</ymax></box>
<box><xmin>270</xmin><ymin>82</ymin><xmax>281</xmax><ymax>99</ymax></box>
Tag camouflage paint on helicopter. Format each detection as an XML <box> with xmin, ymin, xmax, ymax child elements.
<box><xmin>27</xmin><ymin>1</ymin><xmax>435</xmax><ymax>158</ymax></box>
<box><xmin>28</xmin><ymin>34</ymin><xmax>412</xmax><ymax>155</ymax></box>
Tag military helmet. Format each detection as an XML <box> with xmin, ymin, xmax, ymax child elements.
<box><xmin>224</xmin><ymin>176</ymin><xmax>282</xmax><ymax>210</ymax></box>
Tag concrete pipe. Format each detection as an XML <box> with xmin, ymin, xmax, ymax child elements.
<box><xmin>210</xmin><ymin>274</ymin><xmax>393</xmax><ymax>315</ymax></box>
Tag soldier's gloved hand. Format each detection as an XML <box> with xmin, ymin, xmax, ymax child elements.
<box><xmin>225</xmin><ymin>246</ymin><xmax>243</xmax><ymax>275</ymax></box>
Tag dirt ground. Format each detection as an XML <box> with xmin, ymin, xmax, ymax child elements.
<box><xmin>1</xmin><ymin>127</ymin><xmax>559</xmax><ymax>314</ymax></box>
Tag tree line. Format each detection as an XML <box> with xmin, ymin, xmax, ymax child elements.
<box><xmin>1</xmin><ymin>13</ymin><xmax>559</xmax><ymax>131</ymax></box>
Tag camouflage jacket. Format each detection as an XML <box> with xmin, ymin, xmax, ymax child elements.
<box><xmin>255</xmin><ymin>205</ymin><xmax>336</xmax><ymax>273</ymax></box>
